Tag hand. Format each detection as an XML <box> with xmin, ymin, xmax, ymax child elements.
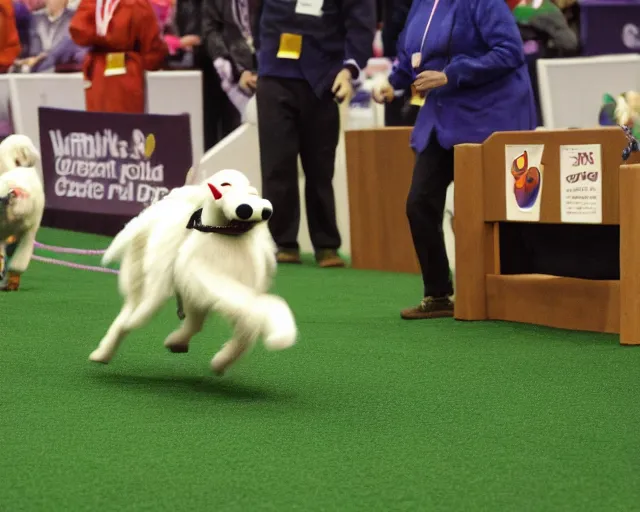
<box><xmin>372</xmin><ymin>77</ymin><xmax>394</xmax><ymax>104</ymax></box>
<box><xmin>180</xmin><ymin>35</ymin><xmax>201</xmax><ymax>49</ymax></box>
<box><xmin>331</xmin><ymin>68</ymin><xmax>353</xmax><ymax>102</ymax></box>
<box><xmin>239</xmin><ymin>70</ymin><xmax>257</xmax><ymax>93</ymax></box>
<box><xmin>413</xmin><ymin>70</ymin><xmax>447</xmax><ymax>93</ymax></box>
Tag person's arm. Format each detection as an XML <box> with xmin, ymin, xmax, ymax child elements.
<box><xmin>68</xmin><ymin>0</ymin><xmax>99</xmax><ymax>47</ymax></box>
<box><xmin>137</xmin><ymin>0</ymin><xmax>169</xmax><ymax>70</ymax></box>
<box><xmin>202</xmin><ymin>0</ymin><xmax>230</xmax><ymax>62</ymax></box>
<box><xmin>27</xmin><ymin>16</ymin><xmax>43</xmax><ymax>56</ymax></box>
<box><xmin>341</xmin><ymin>0</ymin><xmax>376</xmax><ymax>83</ymax></box>
<box><xmin>443</xmin><ymin>0</ymin><xmax>525</xmax><ymax>88</ymax></box>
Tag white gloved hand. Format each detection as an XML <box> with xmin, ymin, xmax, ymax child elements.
<box><xmin>372</xmin><ymin>75</ymin><xmax>395</xmax><ymax>104</ymax></box>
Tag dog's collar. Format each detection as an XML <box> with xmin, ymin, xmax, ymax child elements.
<box><xmin>186</xmin><ymin>208</ymin><xmax>256</xmax><ymax>236</ymax></box>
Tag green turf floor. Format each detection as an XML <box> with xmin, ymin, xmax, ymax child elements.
<box><xmin>2</xmin><ymin>227</ymin><xmax>640</xmax><ymax>511</ymax></box>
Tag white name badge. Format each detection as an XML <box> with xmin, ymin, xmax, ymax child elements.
<box><xmin>295</xmin><ymin>0</ymin><xmax>323</xmax><ymax>17</ymax></box>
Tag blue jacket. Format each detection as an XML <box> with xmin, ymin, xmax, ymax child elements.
<box><xmin>389</xmin><ymin>0</ymin><xmax>536</xmax><ymax>152</ymax></box>
<box><xmin>255</xmin><ymin>0</ymin><xmax>376</xmax><ymax>98</ymax></box>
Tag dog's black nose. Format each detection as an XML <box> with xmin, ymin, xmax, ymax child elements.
<box><xmin>235</xmin><ymin>204</ymin><xmax>253</xmax><ymax>220</ymax></box>
<box><xmin>262</xmin><ymin>208</ymin><xmax>272</xmax><ymax>221</ymax></box>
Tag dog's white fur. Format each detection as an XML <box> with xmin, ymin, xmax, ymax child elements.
<box><xmin>0</xmin><ymin>134</ymin><xmax>40</xmax><ymax>177</ymax></box>
<box><xmin>0</xmin><ymin>165</ymin><xmax>45</xmax><ymax>275</ymax></box>
<box><xmin>90</xmin><ymin>169</ymin><xmax>297</xmax><ymax>375</ymax></box>
<box><xmin>443</xmin><ymin>182</ymin><xmax>455</xmax><ymax>296</ymax></box>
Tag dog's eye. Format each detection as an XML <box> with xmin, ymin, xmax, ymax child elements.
<box><xmin>220</xmin><ymin>182</ymin><xmax>232</xmax><ymax>187</ymax></box>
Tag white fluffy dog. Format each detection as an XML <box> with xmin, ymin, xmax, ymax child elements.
<box><xmin>443</xmin><ymin>182</ymin><xmax>455</xmax><ymax>296</ymax></box>
<box><xmin>90</xmin><ymin>169</ymin><xmax>298</xmax><ymax>375</ymax></box>
<box><xmin>0</xmin><ymin>165</ymin><xmax>45</xmax><ymax>290</ymax></box>
<box><xmin>0</xmin><ymin>134</ymin><xmax>40</xmax><ymax>176</ymax></box>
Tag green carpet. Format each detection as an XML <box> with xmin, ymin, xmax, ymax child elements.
<box><xmin>2</xmin><ymin>227</ymin><xmax>640</xmax><ymax>511</ymax></box>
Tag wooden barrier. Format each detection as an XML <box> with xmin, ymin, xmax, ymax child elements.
<box><xmin>344</xmin><ymin>128</ymin><xmax>419</xmax><ymax>274</ymax></box>
<box><xmin>454</xmin><ymin>127</ymin><xmax>640</xmax><ymax>345</ymax></box>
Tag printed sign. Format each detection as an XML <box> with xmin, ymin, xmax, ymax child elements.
<box><xmin>504</xmin><ymin>144</ymin><xmax>545</xmax><ymax>222</ymax></box>
<box><xmin>559</xmin><ymin>144</ymin><xmax>603</xmax><ymax>224</ymax></box>
<box><xmin>38</xmin><ymin>107</ymin><xmax>192</xmax><ymax>217</ymax></box>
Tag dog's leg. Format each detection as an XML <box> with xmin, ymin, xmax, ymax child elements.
<box><xmin>164</xmin><ymin>304</ymin><xmax>207</xmax><ymax>353</ymax></box>
<box><xmin>176</xmin><ymin>294</ymin><xmax>185</xmax><ymax>320</ymax></box>
<box><xmin>210</xmin><ymin>312</ymin><xmax>262</xmax><ymax>375</ymax></box>
<box><xmin>7</xmin><ymin>228</ymin><xmax>35</xmax><ymax>274</ymax></box>
<box><xmin>89</xmin><ymin>301</ymin><xmax>135</xmax><ymax>364</ymax></box>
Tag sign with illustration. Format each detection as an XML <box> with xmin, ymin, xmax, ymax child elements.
<box><xmin>504</xmin><ymin>144</ymin><xmax>544</xmax><ymax>222</ymax></box>
<box><xmin>38</xmin><ymin>107</ymin><xmax>192</xmax><ymax>217</ymax></box>
<box><xmin>559</xmin><ymin>144</ymin><xmax>602</xmax><ymax>224</ymax></box>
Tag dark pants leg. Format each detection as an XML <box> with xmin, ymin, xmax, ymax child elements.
<box><xmin>299</xmin><ymin>84</ymin><xmax>341</xmax><ymax>250</ymax></box>
<box><xmin>256</xmin><ymin>77</ymin><xmax>302</xmax><ymax>249</ymax></box>
<box><xmin>406</xmin><ymin>133</ymin><xmax>454</xmax><ymax>298</ymax></box>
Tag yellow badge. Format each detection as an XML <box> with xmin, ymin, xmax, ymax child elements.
<box><xmin>410</xmin><ymin>85</ymin><xmax>426</xmax><ymax>107</ymax></box>
<box><xmin>104</xmin><ymin>52</ymin><xmax>126</xmax><ymax>76</ymax></box>
<box><xmin>277</xmin><ymin>33</ymin><xmax>303</xmax><ymax>60</ymax></box>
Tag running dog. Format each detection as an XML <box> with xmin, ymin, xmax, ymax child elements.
<box><xmin>91</xmin><ymin>169</ymin><xmax>298</xmax><ymax>375</ymax></box>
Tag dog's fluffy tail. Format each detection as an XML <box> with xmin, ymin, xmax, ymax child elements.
<box><xmin>254</xmin><ymin>294</ymin><xmax>298</xmax><ymax>351</ymax></box>
<box><xmin>102</xmin><ymin>215</ymin><xmax>149</xmax><ymax>266</ymax></box>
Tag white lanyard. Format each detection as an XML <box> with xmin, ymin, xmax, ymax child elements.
<box><xmin>95</xmin><ymin>0</ymin><xmax>120</xmax><ymax>36</ymax></box>
<box><xmin>413</xmin><ymin>0</ymin><xmax>441</xmax><ymax>68</ymax></box>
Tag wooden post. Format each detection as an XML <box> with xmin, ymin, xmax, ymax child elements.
<box><xmin>453</xmin><ymin>143</ymin><xmax>488</xmax><ymax>320</ymax></box>
<box><xmin>619</xmin><ymin>163</ymin><xmax>640</xmax><ymax>345</ymax></box>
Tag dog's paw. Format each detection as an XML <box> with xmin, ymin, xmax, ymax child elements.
<box><xmin>88</xmin><ymin>349</ymin><xmax>111</xmax><ymax>364</ymax></box>
<box><xmin>167</xmin><ymin>343</ymin><xmax>189</xmax><ymax>353</ymax></box>
<box><xmin>264</xmin><ymin>329</ymin><xmax>297</xmax><ymax>351</ymax></box>
<box><xmin>210</xmin><ymin>357</ymin><xmax>226</xmax><ymax>376</ymax></box>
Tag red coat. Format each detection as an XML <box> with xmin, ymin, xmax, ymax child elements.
<box><xmin>69</xmin><ymin>0</ymin><xmax>168</xmax><ymax>113</ymax></box>
<box><xmin>0</xmin><ymin>0</ymin><xmax>21</xmax><ymax>71</ymax></box>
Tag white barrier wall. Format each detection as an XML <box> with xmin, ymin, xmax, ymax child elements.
<box><xmin>0</xmin><ymin>71</ymin><xmax>204</xmax><ymax>167</ymax></box>
<box><xmin>537</xmin><ymin>54</ymin><xmax>640</xmax><ymax>129</ymax></box>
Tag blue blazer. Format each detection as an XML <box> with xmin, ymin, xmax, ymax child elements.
<box><xmin>255</xmin><ymin>0</ymin><xmax>376</xmax><ymax>98</ymax></box>
<box><xmin>389</xmin><ymin>0</ymin><xmax>537</xmax><ymax>152</ymax></box>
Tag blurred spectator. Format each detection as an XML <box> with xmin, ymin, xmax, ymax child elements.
<box><xmin>69</xmin><ymin>0</ymin><xmax>167</xmax><ymax>113</ymax></box>
<box><xmin>202</xmin><ymin>0</ymin><xmax>257</xmax><ymax>130</ymax></box>
<box><xmin>0</xmin><ymin>0</ymin><xmax>21</xmax><ymax>72</ymax></box>
<box><xmin>153</xmin><ymin>0</ymin><xmax>201</xmax><ymax>69</ymax></box>
<box><xmin>13</xmin><ymin>1</ymin><xmax>32</xmax><ymax>57</ymax></box>
<box><xmin>13</xmin><ymin>0</ymin><xmax>85</xmax><ymax>72</ymax></box>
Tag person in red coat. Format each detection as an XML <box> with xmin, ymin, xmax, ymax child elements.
<box><xmin>0</xmin><ymin>0</ymin><xmax>21</xmax><ymax>73</ymax></box>
<box><xmin>69</xmin><ymin>0</ymin><xmax>168</xmax><ymax>113</ymax></box>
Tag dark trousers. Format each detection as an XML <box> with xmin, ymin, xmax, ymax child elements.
<box><xmin>407</xmin><ymin>132</ymin><xmax>454</xmax><ymax>298</ymax></box>
<box><xmin>256</xmin><ymin>76</ymin><xmax>341</xmax><ymax>251</ymax></box>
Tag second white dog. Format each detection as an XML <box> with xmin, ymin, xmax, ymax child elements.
<box><xmin>90</xmin><ymin>169</ymin><xmax>298</xmax><ymax>375</ymax></box>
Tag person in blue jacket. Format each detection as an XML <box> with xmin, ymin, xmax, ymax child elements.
<box><xmin>254</xmin><ymin>0</ymin><xmax>375</xmax><ymax>268</ymax></box>
<box><xmin>373</xmin><ymin>0</ymin><xmax>536</xmax><ymax>320</ymax></box>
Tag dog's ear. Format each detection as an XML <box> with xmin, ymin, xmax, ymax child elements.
<box><xmin>208</xmin><ymin>183</ymin><xmax>222</xmax><ymax>200</ymax></box>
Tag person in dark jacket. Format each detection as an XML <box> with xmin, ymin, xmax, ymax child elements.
<box><xmin>373</xmin><ymin>0</ymin><xmax>536</xmax><ymax>319</ymax></box>
<box><xmin>202</xmin><ymin>0</ymin><xmax>259</xmax><ymax>123</ymax></box>
<box><xmin>174</xmin><ymin>0</ymin><xmax>233</xmax><ymax>150</ymax></box>
<box><xmin>254</xmin><ymin>0</ymin><xmax>376</xmax><ymax>268</ymax></box>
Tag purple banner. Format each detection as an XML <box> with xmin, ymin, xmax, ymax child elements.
<box><xmin>580</xmin><ymin>0</ymin><xmax>640</xmax><ymax>56</ymax></box>
<box><xmin>38</xmin><ymin>107</ymin><xmax>192</xmax><ymax>217</ymax></box>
